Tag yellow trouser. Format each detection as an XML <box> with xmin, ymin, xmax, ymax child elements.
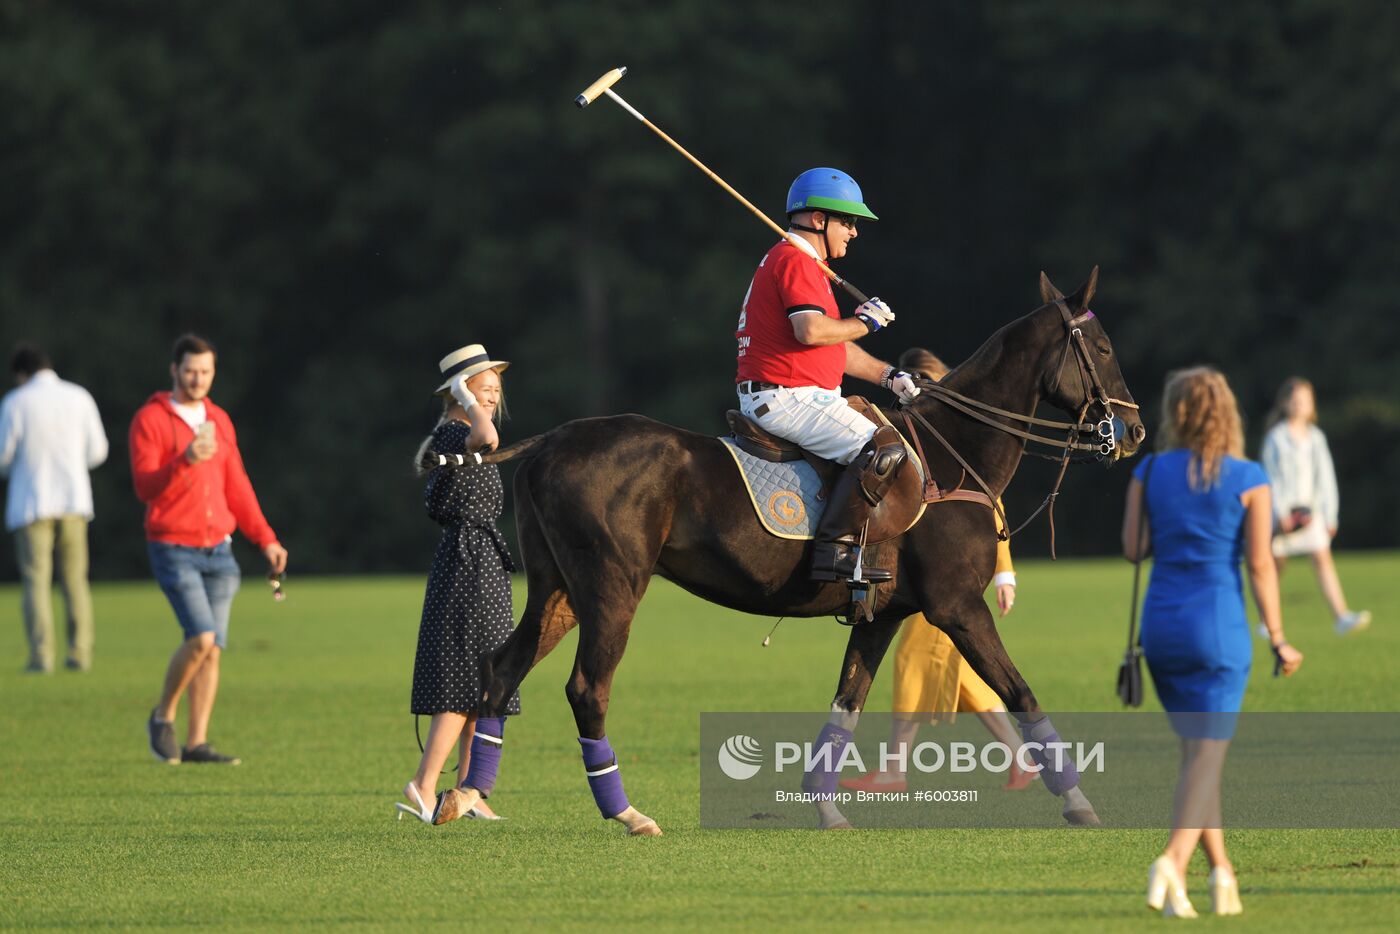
<box><xmin>891</xmin><ymin>613</ymin><xmax>1002</xmax><ymax>724</ymax></box>
<box><xmin>892</xmin><ymin>496</ymin><xmax>1012</xmax><ymax>723</ymax></box>
<box><xmin>15</xmin><ymin>516</ymin><xmax>94</xmax><ymax>670</ymax></box>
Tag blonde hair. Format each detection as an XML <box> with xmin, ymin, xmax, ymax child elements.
<box><xmin>898</xmin><ymin>347</ymin><xmax>950</xmax><ymax>381</ymax></box>
<box><xmin>1158</xmin><ymin>366</ymin><xmax>1244</xmax><ymax>490</ymax></box>
<box><xmin>1266</xmin><ymin>376</ymin><xmax>1315</xmax><ymax>428</ymax></box>
<box><xmin>413</xmin><ymin>401</ymin><xmax>452</xmax><ymax>478</ymax></box>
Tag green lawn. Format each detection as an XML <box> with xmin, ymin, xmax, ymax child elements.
<box><xmin>1</xmin><ymin>552</ymin><xmax>1396</xmax><ymax>930</ymax></box>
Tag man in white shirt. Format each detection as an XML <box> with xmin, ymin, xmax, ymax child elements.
<box><xmin>0</xmin><ymin>345</ymin><xmax>109</xmax><ymax>672</ymax></box>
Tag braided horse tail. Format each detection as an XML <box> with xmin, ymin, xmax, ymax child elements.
<box><xmin>418</xmin><ymin>433</ymin><xmax>548</xmax><ymax>472</ymax></box>
<box><xmin>480</xmin><ymin>434</ymin><xmax>547</xmax><ymax>465</ymax></box>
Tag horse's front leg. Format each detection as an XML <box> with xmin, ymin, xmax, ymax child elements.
<box><xmin>804</xmin><ymin>610</ymin><xmax>905</xmax><ymax>830</ymax></box>
<box><xmin>934</xmin><ymin>593</ymin><xmax>1102</xmax><ymax>826</ymax></box>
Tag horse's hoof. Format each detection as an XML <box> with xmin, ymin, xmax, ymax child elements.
<box><xmin>822</xmin><ymin>821</ymin><xmax>856</xmax><ymax>831</ymax></box>
<box><xmin>433</xmin><ymin>787</ymin><xmax>479</xmax><ymax>825</ymax></box>
<box><xmin>1063</xmin><ymin>807</ymin><xmax>1101</xmax><ymax>826</ymax></box>
<box><xmin>628</xmin><ymin>819</ymin><xmax>663</xmax><ymax>837</ymax></box>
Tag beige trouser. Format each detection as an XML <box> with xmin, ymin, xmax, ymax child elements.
<box><xmin>15</xmin><ymin>516</ymin><xmax>94</xmax><ymax>670</ymax></box>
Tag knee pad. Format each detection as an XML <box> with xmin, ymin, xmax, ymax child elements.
<box><xmin>858</xmin><ymin>425</ymin><xmax>908</xmax><ymax>505</ymax></box>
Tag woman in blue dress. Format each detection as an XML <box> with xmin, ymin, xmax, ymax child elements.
<box><xmin>1121</xmin><ymin>367</ymin><xmax>1304</xmax><ymax>918</ymax></box>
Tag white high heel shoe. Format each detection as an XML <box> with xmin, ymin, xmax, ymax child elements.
<box><xmin>1209</xmin><ymin>867</ymin><xmax>1243</xmax><ymax>915</ymax></box>
<box><xmin>1146</xmin><ymin>856</ymin><xmax>1197</xmax><ymax>918</ymax></box>
<box><xmin>394</xmin><ymin>782</ymin><xmax>434</xmax><ymax>824</ymax></box>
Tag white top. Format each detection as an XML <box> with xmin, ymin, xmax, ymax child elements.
<box><xmin>169</xmin><ymin>396</ymin><xmax>208</xmax><ymax>430</ymax></box>
<box><xmin>0</xmin><ymin>370</ymin><xmax>109</xmax><ymax>531</ymax></box>
<box><xmin>1260</xmin><ymin>421</ymin><xmax>1339</xmax><ymax>529</ymax></box>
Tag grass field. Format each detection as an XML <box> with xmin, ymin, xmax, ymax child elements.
<box><xmin>2</xmin><ymin>552</ymin><xmax>1397</xmax><ymax>930</ymax></box>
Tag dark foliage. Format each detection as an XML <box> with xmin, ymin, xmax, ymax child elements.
<box><xmin>2</xmin><ymin>1</ymin><xmax>1395</xmax><ymax>579</ymax></box>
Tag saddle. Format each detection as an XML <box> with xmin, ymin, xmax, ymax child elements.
<box><xmin>725</xmin><ymin>397</ymin><xmax>930</xmax><ymax>545</ymax></box>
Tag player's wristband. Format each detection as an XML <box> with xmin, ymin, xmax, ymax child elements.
<box><xmin>856</xmin><ymin>313</ymin><xmax>881</xmax><ymax>334</ymax></box>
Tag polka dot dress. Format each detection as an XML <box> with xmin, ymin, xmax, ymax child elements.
<box><xmin>410</xmin><ymin>420</ymin><xmax>521</xmax><ymax>716</ymax></box>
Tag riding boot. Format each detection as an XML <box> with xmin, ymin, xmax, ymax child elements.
<box><xmin>810</xmin><ymin>426</ymin><xmax>907</xmax><ymax>583</ymax></box>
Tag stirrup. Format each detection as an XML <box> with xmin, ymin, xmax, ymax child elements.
<box><xmin>839</xmin><ymin>530</ymin><xmax>882</xmax><ymax>626</ymax></box>
<box><xmin>810</xmin><ymin>536</ymin><xmax>891</xmax><ymax>585</ymax></box>
<box><xmin>840</xmin><ymin>579</ymin><xmax>877</xmax><ymax>626</ymax></box>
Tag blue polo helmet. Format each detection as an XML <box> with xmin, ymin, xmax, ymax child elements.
<box><xmin>785</xmin><ymin>168</ymin><xmax>878</xmax><ymax>220</ymax></box>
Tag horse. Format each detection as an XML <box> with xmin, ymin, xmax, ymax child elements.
<box><xmin>442</xmin><ymin>268</ymin><xmax>1145</xmax><ymax>834</ymax></box>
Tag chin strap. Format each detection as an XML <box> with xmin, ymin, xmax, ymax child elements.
<box><xmin>787</xmin><ymin>216</ymin><xmax>830</xmax><ymax>260</ymax></box>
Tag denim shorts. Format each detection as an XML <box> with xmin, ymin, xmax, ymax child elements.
<box><xmin>148</xmin><ymin>540</ymin><xmax>241</xmax><ymax>649</ymax></box>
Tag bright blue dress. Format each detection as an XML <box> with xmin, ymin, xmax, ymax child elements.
<box><xmin>1134</xmin><ymin>451</ymin><xmax>1269</xmax><ymax>732</ymax></box>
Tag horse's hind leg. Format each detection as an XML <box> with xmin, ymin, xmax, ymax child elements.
<box><xmin>805</xmin><ymin>610</ymin><xmax>906</xmax><ymax>830</ymax></box>
<box><xmin>560</xmin><ymin>561</ymin><xmax>662</xmax><ymax>836</ymax></box>
<box><xmin>460</xmin><ymin>485</ymin><xmax>580</xmax><ymax>810</ymax></box>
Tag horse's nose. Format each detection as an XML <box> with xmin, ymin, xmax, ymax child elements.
<box><xmin>1131</xmin><ymin>423</ymin><xmax>1147</xmax><ymax>446</ymax></box>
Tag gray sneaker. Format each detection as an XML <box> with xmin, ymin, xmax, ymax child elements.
<box><xmin>181</xmin><ymin>743</ymin><xmax>241</xmax><ymax>765</ymax></box>
<box><xmin>147</xmin><ymin>711</ymin><xmax>180</xmax><ymax>764</ymax></box>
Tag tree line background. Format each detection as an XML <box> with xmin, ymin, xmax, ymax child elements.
<box><xmin>2</xmin><ymin>0</ymin><xmax>1397</xmax><ymax>581</ymax></box>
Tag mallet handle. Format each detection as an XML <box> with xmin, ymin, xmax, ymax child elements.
<box><xmin>597</xmin><ymin>86</ymin><xmax>871</xmax><ymax>305</ymax></box>
<box><xmin>575</xmin><ymin>67</ymin><xmax>628</xmax><ymax>108</ymax></box>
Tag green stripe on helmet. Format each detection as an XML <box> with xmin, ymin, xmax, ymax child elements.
<box><xmin>802</xmin><ymin>195</ymin><xmax>879</xmax><ymax>221</ymax></box>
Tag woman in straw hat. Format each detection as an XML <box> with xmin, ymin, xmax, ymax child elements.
<box><xmin>396</xmin><ymin>344</ymin><xmax>520</xmax><ymax>825</ymax></box>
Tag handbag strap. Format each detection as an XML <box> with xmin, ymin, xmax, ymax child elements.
<box><xmin>1126</xmin><ymin>454</ymin><xmax>1156</xmax><ymax>652</ymax></box>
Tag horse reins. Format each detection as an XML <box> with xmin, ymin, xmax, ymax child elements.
<box><xmin>897</xmin><ymin>300</ymin><xmax>1139</xmax><ymax>556</ymax></box>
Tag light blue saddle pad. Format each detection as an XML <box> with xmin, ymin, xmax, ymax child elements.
<box><xmin>718</xmin><ymin>438</ymin><xmax>824</xmax><ymax>540</ymax></box>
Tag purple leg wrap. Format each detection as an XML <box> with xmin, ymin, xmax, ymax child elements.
<box><xmin>464</xmin><ymin>717</ymin><xmax>505</xmax><ymax>798</ymax></box>
<box><xmin>801</xmin><ymin>722</ymin><xmax>854</xmax><ymax>796</ymax></box>
<box><xmin>579</xmin><ymin>736</ymin><xmax>630</xmax><ymax>819</ymax></box>
<box><xmin>1021</xmin><ymin>717</ymin><xmax>1080</xmax><ymax>796</ymax></box>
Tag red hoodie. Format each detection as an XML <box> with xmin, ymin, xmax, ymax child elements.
<box><xmin>128</xmin><ymin>392</ymin><xmax>278</xmax><ymax>549</ymax></box>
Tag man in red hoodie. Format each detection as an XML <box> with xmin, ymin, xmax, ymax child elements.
<box><xmin>130</xmin><ymin>334</ymin><xmax>288</xmax><ymax>765</ymax></box>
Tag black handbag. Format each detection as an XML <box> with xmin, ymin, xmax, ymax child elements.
<box><xmin>1117</xmin><ymin>455</ymin><xmax>1154</xmax><ymax>707</ymax></box>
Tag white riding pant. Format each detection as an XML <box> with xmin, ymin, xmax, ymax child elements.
<box><xmin>738</xmin><ymin>385</ymin><xmax>876</xmax><ymax>465</ymax></box>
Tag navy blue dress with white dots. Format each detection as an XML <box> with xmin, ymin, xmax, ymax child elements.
<box><xmin>410</xmin><ymin>420</ymin><xmax>521</xmax><ymax>715</ymax></box>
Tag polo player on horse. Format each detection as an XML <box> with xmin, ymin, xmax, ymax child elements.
<box><xmin>734</xmin><ymin>168</ymin><xmax>920</xmax><ymax>583</ymax></box>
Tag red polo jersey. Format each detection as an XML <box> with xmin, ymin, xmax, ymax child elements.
<box><xmin>128</xmin><ymin>392</ymin><xmax>278</xmax><ymax>548</ymax></box>
<box><xmin>735</xmin><ymin>240</ymin><xmax>846</xmax><ymax>389</ymax></box>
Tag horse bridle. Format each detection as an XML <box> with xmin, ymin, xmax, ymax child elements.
<box><xmin>1048</xmin><ymin>299</ymin><xmax>1140</xmax><ymax>458</ymax></box>
<box><xmin>899</xmin><ymin>299</ymin><xmax>1139</xmax><ymax>553</ymax></box>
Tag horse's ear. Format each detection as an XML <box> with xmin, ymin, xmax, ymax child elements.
<box><xmin>1039</xmin><ymin>271</ymin><xmax>1064</xmax><ymax>303</ymax></box>
<box><xmin>1068</xmin><ymin>265</ymin><xmax>1100</xmax><ymax>310</ymax></box>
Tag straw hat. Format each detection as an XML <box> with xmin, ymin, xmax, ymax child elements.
<box><xmin>435</xmin><ymin>343</ymin><xmax>509</xmax><ymax>394</ymax></box>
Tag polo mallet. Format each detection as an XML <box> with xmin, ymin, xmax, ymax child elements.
<box><xmin>575</xmin><ymin>66</ymin><xmax>872</xmax><ymax>304</ymax></box>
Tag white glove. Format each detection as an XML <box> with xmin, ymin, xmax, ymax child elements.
<box><xmin>855</xmin><ymin>297</ymin><xmax>895</xmax><ymax>333</ymax></box>
<box><xmin>881</xmin><ymin>366</ymin><xmax>921</xmax><ymax>403</ymax></box>
<box><xmin>449</xmin><ymin>374</ymin><xmax>479</xmax><ymax>410</ymax></box>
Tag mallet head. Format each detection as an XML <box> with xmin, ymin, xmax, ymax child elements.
<box><xmin>574</xmin><ymin>66</ymin><xmax>627</xmax><ymax>108</ymax></box>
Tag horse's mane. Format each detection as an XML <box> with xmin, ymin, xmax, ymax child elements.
<box><xmin>909</xmin><ymin>303</ymin><xmax>1051</xmax><ymax>403</ymax></box>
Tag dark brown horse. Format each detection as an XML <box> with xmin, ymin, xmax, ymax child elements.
<box><xmin>450</xmin><ymin>269</ymin><xmax>1145</xmax><ymax>833</ymax></box>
